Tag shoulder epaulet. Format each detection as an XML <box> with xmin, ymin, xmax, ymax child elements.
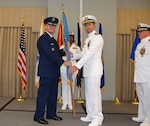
<box><xmin>95</xmin><ymin>32</ymin><xmax>99</xmax><ymax>35</ymax></box>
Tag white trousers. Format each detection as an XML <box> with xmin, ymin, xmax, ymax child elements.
<box><xmin>85</xmin><ymin>76</ymin><xmax>103</xmax><ymax>122</ymax></box>
<box><xmin>136</xmin><ymin>82</ymin><xmax>150</xmax><ymax>120</ymax></box>
<box><xmin>60</xmin><ymin>64</ymin><xmax>78</xmax><ymax>106</ymax></box>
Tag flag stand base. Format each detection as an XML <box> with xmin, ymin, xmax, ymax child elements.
<box><xmin>131</xmin><ymin>97</ymin><xmax>139</xmax><ymax>105</ymax></box>
<box><xmin>58</xmin><ymin>96</ymin><xmax>62</xmax><ymax>103</ymax></box>
<box><xmin>16</xmin><ymin>95</ymin><xmax>25</xmax><ymax>101</ymax></box>
<box><xmin>77</xmin><ymin>97</ymin><xmax>84</xmax><ymax>103</ymax></box>
<box><xmin>112</xmin><ymin>97</ymin><xmax>121</xmax><ymax>104</ymax></box>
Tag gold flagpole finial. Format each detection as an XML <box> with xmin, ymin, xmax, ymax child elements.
<box><xmin>137</xmin><ymin>17</ymin><xmax>140</xmax><ymax>25</ymax></box>
<box><xmin>62</xmin><ymin>3</ymin><xmax>64</xmax><ymax>10</ymax></box>
<box><xmin>99</xmin><ymin>17</ymin><xmax>102</xmax><ymax>24</ymax></box>
<box><xmin>22</xmin><ymin>18</ymin><xmax>24</xmax><ymax>24</ymax></box>
<box><xmin>42</xmin><ymin>15</ymin><xmax>44</xmax><ymax>20</ymax></box>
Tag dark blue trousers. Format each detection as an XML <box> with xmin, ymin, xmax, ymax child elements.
<box><xmin>34</xmin><ymin>76</ymin><xmax>59</xmax><ymax>120</ymax></box>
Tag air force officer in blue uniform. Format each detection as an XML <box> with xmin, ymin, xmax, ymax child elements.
<box><xmin>34</xmin><ymin>17</ymin><xmax>71</xmax><ymax>125</ymax></box>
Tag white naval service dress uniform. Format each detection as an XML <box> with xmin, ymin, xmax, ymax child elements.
<box><xmin>134</xmin><ymin>36</ymin><xmax>150</xmax><ymax>125</ymax></box>
<box><xmin>60</xmin><ymin>43</ymin><xmax>81</xmax><ymax>109</ymax></box>
<box><xmin>73</xmin><ymin>30</ymin><xmax>104</xmax><ymax>125</ymax></box>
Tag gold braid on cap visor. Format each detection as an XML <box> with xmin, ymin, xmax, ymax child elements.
<box><xmin>137</xmin><ymin>27</ymin><xmax>149</xmax><ymax>32</ymax></box>
<box><xmin>83</xmin><ymin>19</ymin><xmax>95</xmax><ymax>24</ymax></box>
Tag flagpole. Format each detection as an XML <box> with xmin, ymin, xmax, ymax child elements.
<box><xmin>16</xmin><ymin>81</ymin><xmax>25</xmax><ymax>101</ymax></box>
<box><xmin>17</xmin><ymin>18</ymin><xmax>26</xmax><ymax>101</ymax></box>
<box><xmin>131</xmin><ymin>17</ymin><xmax>140</xmax><ymax>105</ymax></box>
<box><xmin>79</xmin><ymin>0</ymin><xmax>83</xmax><ymax>47</ymax></box>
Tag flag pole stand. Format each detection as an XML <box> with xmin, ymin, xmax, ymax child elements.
<box><xmin>16</xmin><ymin>94</ymin><xmax>25</xmax><ymax>101</ymax></box>
<box><xmin>112</xmin><ymin>97</ymin><xmax>121</xmax><ymax>104</ymax></box>
<box><xmin>58</xmin><ymin>86</ymin><xmax>62</xmax><ymax>103</ymax></box>
<box><xmin>57</xmin><ymin>79</ymin><xmax>62</xmax><ymax>103</ymax></box>
<box><xmin>58</xmin><ymin>96</ymin><xmax>62</xmax><ymax>103</ymax></box>
<box><xmin>131</xmin><ymin>91</ymin><xmax>139</xmax><ymax>104</ymax></box>
<box><xmin>77</xmin><ymin>88</ymin><xmax>84</xmax><ymax>103</ymax></box>
<box><xmin>16</xmin><ymin>82</ymin><xmax>25</xmax><ymax>102</ymax></box>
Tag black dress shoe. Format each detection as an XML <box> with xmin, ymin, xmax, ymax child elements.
<box><xmin>34</xmin><ymin>119</ymin><xmax>48</xmax><ymax>124</ymax></box>
<box><xmin>47</xmin><ymin>116</ymin><xmax>63</xmax><ymax>121</ymax></box>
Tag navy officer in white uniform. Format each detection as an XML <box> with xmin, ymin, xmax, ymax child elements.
<box><xmin>60</xmin><ymin>32</ymin><xmax>81</xmax><ymax>110</ymax></box>
<box><xmin>132</xmin><ymin>23</ymin><xmax>150</xmax><ymax>126</ymax></box>
<box><xmin>69</xmin><ymin>15</ymin><xmax>104</xmax><ymax>126</ymax></box>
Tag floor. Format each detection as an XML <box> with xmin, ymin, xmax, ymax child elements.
<box><xmin>0</xmin><ymin>97</ymin><xmax>140</xmax><ymax>126</ymax></box>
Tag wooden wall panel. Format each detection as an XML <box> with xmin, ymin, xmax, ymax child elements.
<box><xmin>0</xmin><ymin>7</ymin><xmax>47</xmax><ymax>32</ymax></box>
<box><xmin>117</xmin><ymin>9</ymin><xmax>150</xmax><ymax>34</ymax></box>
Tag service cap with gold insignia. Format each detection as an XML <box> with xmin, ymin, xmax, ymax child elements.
<box><xmin>69</xmin><ymin>31</ymin><xmax>74</xmax><ymax>36</ymax></box>
<box><xmin>82</xmin><ymin>15</ymin><xmax>97</xmax><ymax>24</ymax></box>
<box><xmin>44</xmin><ymin>17</ymin><xmax>59</xmax><ymax>26</ymax></box>
<box><xmin>137</xmin><ymin>23</ymin><xmax>150</xmax><ymax>32</ymax></box>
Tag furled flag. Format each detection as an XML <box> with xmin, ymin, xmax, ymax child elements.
<box><xmin>35</xmin><ymin>17</ymin><xmax>45</xmax><ymax>88</ymax></box>
<box><xmin>17</xmin><ymin>19</ymin><xmax>27</xmax><ymax>91</ymax></box>
<box><xmin>99</xmin><ymin>19</ymin><xmax>105</xmax><ymax>89</ymax></box>
<box><xmin>76</xmin><ymin>21</ymin><xmax>83</xmax><ymax>89</ymax></box>
<box><xmin>57</xmin><ymin>19</ymin><xmax>64</xmax><ymax>47</ymax></box>
<box><xmin>130</xmin><ymin>32</ymin><xmax>140</xmax><ymax>63</ymax></box>
<box><xmin>62</xmin><ymin>5</ymin><xmax>71</xmax><ymax>84</ymax></box>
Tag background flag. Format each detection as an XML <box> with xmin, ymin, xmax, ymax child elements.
<box><xmin>57</xmin><ymin>19</ymin><xmax>64</xmax><ymax>47</ymax></box>
<box><xmin>130</xmin><ymin>32</ymin><xmax>140</xmax><ymax>63</ymax></box>
<box><xmin>17</xmin><ymin>20</ymin><xmax>27</xmax><ymax>91</ymax></box>
<box><xmin>76</xmin><ymin>21</ymin><xmax>83</xmax><ymax>89</ymax></box>
<box><xmin>35</xmin><ymin>17</ymin><xmax>45</xmax><ymax>88</ymax></box>
<box><xmin>99</xmin><ymin>19</ymin><xmax>105</xmax><ymax>89</ymax></box>
<box><xmin>62</xmin><ymin>5</ymin><xmax>71</xmax><ymax>84</ymax></box>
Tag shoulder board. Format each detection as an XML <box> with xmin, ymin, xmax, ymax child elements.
<box><xmin>95</xmin><ymin>32</ymin><xmax>99</xmax><ymax>35</ymax></box>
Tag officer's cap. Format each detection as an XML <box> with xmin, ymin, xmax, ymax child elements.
<box><xmin>69</xmin><ymin>31</ymin><xmax>74</xmax><ymax>36</ymax></box>
<box><xmin>82</xmin><ymin>15</ymin><xmax>97</xmax><ymax>24</ymax></box>
<box><xmin>44</xmin><ymin>17</ymin><xmax>59</xmax><ymax>26</ymax></box>
<box><xmin>137</xmin><ymin>23</ymin><xmax>150</xmax><ymax>32</ymax></box>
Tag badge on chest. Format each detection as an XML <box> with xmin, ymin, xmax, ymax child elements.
<box><xmin>140</xmin><ymin>47</ymin><xmax>145</xmax><ymax>57</ymax></box>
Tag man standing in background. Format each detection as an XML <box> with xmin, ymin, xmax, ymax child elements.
<box><xmin>132</xmin><ymin>23</ymin><xmax>150</xmax><ymax>126</ymax></box>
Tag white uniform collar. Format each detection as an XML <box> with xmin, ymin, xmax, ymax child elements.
<box><xmin>88</xmin><ymin>30</ymin><xmax>96</xmax><ymax>37</ymax></box>
<box><xmin>141</xmin><ymin>36</ymin><xmax>150</xmax><ymax>43</ymax></box>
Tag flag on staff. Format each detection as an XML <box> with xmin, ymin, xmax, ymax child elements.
<box><xmin>17</xmin><ymin>20</ymin><xmax>27</xmax><ymax>91</ymax></box>
<box><xmin>130</xmin><ymin>32</ymin><xmax>140</xmax><ymax>63</ymax></box>
<box><xmin>76</xmin><ymin>21</ymin><xmax>83</xmax><ymax>89</ymax></box>
<box><xmin>35</xmin><ymin>17</ymin><xmax>45</xmax><ymax>88</ymax></box>
<box><xmin>99</xmin><ymin>19</ymin><xmax>105</xmax><ymax>89</ymax></box>
<box><xmin>62</xmin><ymin>5</ymin><xmax>75</xmax><ymax>118</ymax></box>
<box><xmin>62</xmin><ymin>5</ymin><xmax>71</xmax><ymax>84</ymax></box>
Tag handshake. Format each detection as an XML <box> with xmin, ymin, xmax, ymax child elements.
<box><xmin>63</xmin><ymin>61</ymin><xmax>78</xmax><ymax>74</ymax></box>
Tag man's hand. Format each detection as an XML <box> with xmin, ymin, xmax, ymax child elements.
<box><xmin>64</xmin><ymin>61</ymin><xmax>72</xmax><ymax>67</ymax></box>
<box><xmin>69</xmin><ymin>66</ymin><xmax>78</xmax><ymax>74</ymax></box>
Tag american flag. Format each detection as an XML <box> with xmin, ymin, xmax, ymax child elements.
<box><xmin>17</xmin><ymin>21</ymin><xmax>27</xmax><ymax>91</ymax></box>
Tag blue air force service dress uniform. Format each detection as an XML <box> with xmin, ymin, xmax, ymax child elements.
<box><xmin>60</xmin><ymin>42</ymin><xmax>81</xmax><ymax>110</ymax></box>
<box><xmin>34</xmin><ymin>17</ymin><xmax>64</xmax><ymax>122</ymax></box>
<box><xmin>73</xmin><ymin>15</ymin><xmax>104</xmax><ymax>126</ymax></box>
<box><xmin>134</xmin><ymin>23</ymin><xmax>150</xmax><ymax>125</ymax></box>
